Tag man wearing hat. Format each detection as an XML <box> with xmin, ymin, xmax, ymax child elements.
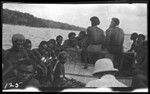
<box><xmin>85</xmin><ymin>16</ymin><xmax>106</xmax><ymax>69</ymax></box>
<box><xmin>86</xmin><ymin>58</ymin><xmax>127</xmax><ymax>87</ymax></box>
<box><xmin>105</xmin><ymin>17</ymin><xmax>124</xmax><ymax>70</ymax></box>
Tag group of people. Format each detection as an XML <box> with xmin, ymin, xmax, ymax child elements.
<box><xmin>128</xmin><ymin>33</ymin><xmax>148</xmax><ymax>88</ymax></box>
<box><xmin>84</xmin><ymin>16</ymin><xmax>147</xmax><ymax>88</ymax></box>
<box><xmin>2</xmin><ymin>33</ymin><xmax>70</xmax><ymax>89</ymax></box>
<box><xmin>2</xmin><ymin>16</ymin><xmax>147</xmax><ymax>89</ymax></box>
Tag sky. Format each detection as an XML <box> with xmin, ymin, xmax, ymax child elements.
<box><xmin>3</xmin><ymin>3</ymin><xmax>147</xmax><ymax>35</ymax></box>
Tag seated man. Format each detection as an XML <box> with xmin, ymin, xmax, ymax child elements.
<box><xmin>86</xmin><ymin>58</ymin><xmax>127</xmax><ymax>87</ymax></box>
<box><xmin>76</xmin><ymin>31</ymin><xmax>88</xmax><ymax>67</ymax></box>
<box><xmin>24</xmin><ymin>39</ymin><xmax>38</xmax><ymax>67</ymax></box>
<box><xmin>52</xmin><ymin>51</ymin><xmax>67</xmax><ymax>87</ymax></box>
<box><xmin>128</xmin><ymin>33</ymin><xmax>138</xmax><ymax>52</ymax></box>
<box><xmin>55</xmin><ymin>35</ymin><xmax>64</xmax><ymax>56</ymax></box>
<box><xmin>3</xmin><ymin>34</ymin><xmax>30</xmax><ymax>83</ymax></box>
<box><xmin>47</xmin><ymin>39</ymin><xmax>57</xmax><ymax>58</ymax></box>
<box><xmin>32</xmin><ymin>41</ymin><xmax>49</xmax><ymax>62</ymax></box>
<box><xmin>132</xmin><ymin>41</ymin><xmax>148</xmax><ymax>88</ymax></box>
<box><xmin>63</xmin><ymin>32</ymin><xmax>78</xmax><ymax>49</ymax></box>
<box><xmin>134</xmin><ymin>34</ymin><xmax>146</xmax><ymax>55</ymax></box>
<box><xmin>32</xmin><ymin>41</ymin><xmax>49</xmax><ymax>83</ymax></box>
<box><xmin>32</xmin><ymin>41</ymin><xmax>58</xmax><ymax>87</ymax></box>
<box><xmin>63</xmin><ymin>32</ymin><xmax>80</xmax><ymax>62</ymax></box>
<box><xmin>24</xmin><ymin>39</ymin><xmax>32</xmax><ymax>51</ymax></box>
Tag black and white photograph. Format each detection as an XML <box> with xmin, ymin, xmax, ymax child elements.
<box><xmin>2</xmin><ymin>2</ymin><xmax>148</xmax><ymax>92</ymax></box>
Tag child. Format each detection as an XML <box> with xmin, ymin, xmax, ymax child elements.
<box><xmin>52</xmin><ymin>51</ymin><xmax>67</xmax><ymax>87</ymax></box>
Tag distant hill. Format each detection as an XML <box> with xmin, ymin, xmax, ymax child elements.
<box><xmin>2</xmin><ymin>8</ymin><xmax>86</xmax><ymax>31</ymax></box>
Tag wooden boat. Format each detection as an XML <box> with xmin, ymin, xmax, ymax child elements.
<box><xmin>64</xmin><ymin>51</ymin><xmax>134</xmax><ymax>87</ymax></box>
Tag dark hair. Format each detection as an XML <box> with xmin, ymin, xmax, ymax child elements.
<box><xmin>90</xmin><ymin>16</ymin><xmax>100</xmax><ymax>26</ymax></box>
<box><xmin>12</xmin><ymin>34</ymin><xmax>25</xmax><ymax>43</ymax></box>
<box><xmin>48</xmin><ymin>39</ymin><xmax>56</xmax><ymax>45</ymax></box>
<box><xmin>24</xmin><ymin>39</ymin><xmax>31</xmax><ymax>45</ymax></box>
<box><xmin>58</xmin><ymin>51</ymin><xmax>67</xmax><ymax>64</ymax></box>
<box><xmin>112</xmin><ymin>17</ymin><xmax>120</xmax><ymax>26</ymax></box>
<box><xmin>56</xmin><ymin>35</ymin><xmax>63</xmax><ymax>40</ymax></box>
<box><xmin>138</xmin><ymin>34</ymin><xmax>146</xmax><ymax>41</ymax></box>
<box><xmin>79</xmin><ymin>31</ymin><xmax>86</xmax><ymax>36</ymax></box>
<box><xmin>68</xmin><ymin>32</ymin><xmax>76</xmax><ymax>38</ymax></box>
<box><xmin>131</xmin><ymin>33</ymin><xmax>138</xmax><ymax>40</ymax></box>
<box><xmin>39</xmin><ymin>41</ymin><xmax>48</xmax><ymax>48</ymax></box>
<box><xmin>25</xmin><ymin>39</ymin><xmax>31</xmax><ymax>43</ymax></box>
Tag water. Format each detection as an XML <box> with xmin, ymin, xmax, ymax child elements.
<box><xmin>2</xmin><ymin>24</ymin><xmax>132</xmax><ymax>52</ymax></box>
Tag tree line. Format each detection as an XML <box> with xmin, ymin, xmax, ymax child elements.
<box><xmin>2</xmin><ymin>9</ymin><xmax>86</xmax><ymax>31</ymax></box>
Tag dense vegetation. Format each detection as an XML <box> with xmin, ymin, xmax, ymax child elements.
<box><xmin>2</xmin><ymin>9</ymin><xmax>86</xmax><ymax>31</ymax></box>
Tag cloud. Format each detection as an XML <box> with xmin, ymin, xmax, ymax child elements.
<box><xmin>107</xmin><ymin>4</ymin><xmax>147</xmax><ymax>17</ymax></box>
<box><xmin>2</xmin><ymin>3</ymin><xmax>147</xmax><ymax>35</ymax></box>
<box><xmin>135</xmin><ymin>4</ymin><xmax>147</xmax><ymax>17</ymax></box>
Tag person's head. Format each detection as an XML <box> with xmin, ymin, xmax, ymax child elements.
<box><xmin>130</xmin><ymin>33</ymin><xmax>138</xmax><ymax>41</ymax></box>
<box><xmin>58</xmin><ymin>51</ymin><xmax>68</xmax><ymax>64</ymax></box>
<box><xmin>12</xmin><ymin>34</ymin><xmax>26</xmax><ymax>50</ymax></box>
<box><xmin>16</xmin><ymin>60</ymin><xmax>35</xmax><ymax>81</ymax></box>
<box><xmin>68</xmin><ymin>32</ymin><xmax>76</xmax><ymax>40</ymax></box>
<box><xmin>92</xmin><ymin>58</ymin><xmax>118</xmax><ymax>78</ymax></box>
<box><xmin>90</xmin><ymin>16</ymin><xmax>100</xmax><ymax>26</ymax></box>
<box><xmin>48</xmin><ymin>39</ymin><xmax>56</xmax><ymax>48</ymax></box>
<box><xmin>39</xmin><ymin>41</ymin><xmax>49</xmax><ymax>56</ymax></box>
<box><xmin>110</xmin><ymin>17</ymin><xmax>120</xmax><ymax>27</ymax></box>
<box><xmin>41</xmin><ymin>48</ymin><xmax>49</xmax><ymax>57</ymax></box>
<box><xmin>39</xmin><ymin>41</ymin><xmax>48</xmax><ymax>50</ymax></box>
<box><xmin>137</xmin><ymin>34</ymin><xmax>146</xmax><ymax>43</ymax></box>
<box><xmin>24</xmin><ymin>39</ymin><xmax>32</xmax><ymax>50</ymax></box>
<box><xmin>56</xmin><ymin>35</ymin><xmax>63</xmax><ymax>45</ymax></box>
<box><xmin>78</xmin><ymin>31</ymin><xmax>86</xmax><ymax>39</ymax></box>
